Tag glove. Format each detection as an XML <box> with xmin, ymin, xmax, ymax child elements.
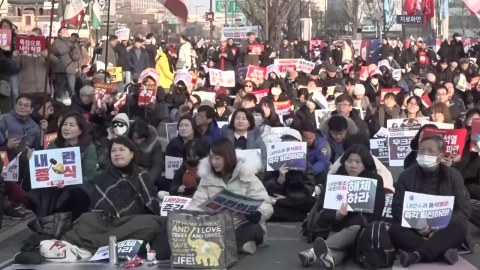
<box><xmin>245</xmin><ymin>211</ymin><xmax>262</xmax><ymax>224</ymax></box>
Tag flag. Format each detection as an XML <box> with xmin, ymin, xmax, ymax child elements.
<box><xmin>464</xmin><ymin>0</ymin><xmax>480</xmax><ymax>14</ymax></box>
<box><xmin>61</xmin><ymin>0</ymin><xmax>85</xmax><ymax>29</ymax></box>
<box><xmin>423</xmin><ymin>0</ymin><xmax>434</xmax><ymax>21</ymax></box>
<box><xmin>439</xmin><ymin>0</ymin><xmax>449</xmax><ymax>21</ymax></box>
<box><xmin>92</xmin><ymin>0</ymin><xmax>102</xmax><ymax>29</ymax></box>
<box><xmin>157</xmin><ymin>0</ymin><xmax>188</xmax><ymax>26</ymax></box>
<box><xmin>403</xmin><ymin>0</ymin><xmax>418</xmax><ymax>15</ymax></box>
<box><xmin>384</xmin><ymin>0</ymin><xmax>391</xmax><ymax>23</ymax></box>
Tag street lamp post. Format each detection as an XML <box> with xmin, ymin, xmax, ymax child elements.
<box><xmin>195</xmin><ymin>5</ymin><xmax>204</xmax><ymax>22</ymax></box>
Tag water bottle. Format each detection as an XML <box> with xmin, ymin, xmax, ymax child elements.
<box><xmin>109</xmin><ymin>235</ymin><xmax>118</xmax><ymax>265</ymax></box>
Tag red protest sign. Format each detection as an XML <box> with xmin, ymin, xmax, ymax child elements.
<box><xmin>274</xmin><ymin>100</ymin><xmax>291</xmax><ymax>116</ymax></box>
<box><xmin>471</xmin><ymin>77</ymin><xmax>480</xmax><ymax>89</ymax></box>
<box><xmin>359</xmin><ymin>66</ymin><xmax>368</xmax><ymax>81</ymax></box>
<box><xmin>0</xmin><ymin>29</ymin><xmax>12</xmax><ymax>50</ymax></box>
<box><xmin>93</xmin><ymin>82</ymin><xmax>116</xmax><ymax>102</ymax></box>
<box><xmin>0</xmin><ymin>151</ymin><xmax>9</xmax><ymax>170</ymax></box>
<box><xmin>15</xmin><ymin>35</ymin><xmax>46</xmax><ymax>55</ymax></box>
<box><xmin>423</xmin><ymin>128</ymin><xmax>466</xmax><ymax>160</ymax></box>
<box><xmin>251</xmin><ymin>89</ymin><xmax>269</xmax><ymax>103</ymax></box>
<box><xmin>380</xmin><ymin>88</ymin><xmax>401</xmax><ymax>104</ymax></box>
<box><xmin>248</xmin><ymin>44</ymin><xmax>264</xmax><ymax>54</ymax></box>
<box><xmin>274</xmin><ymin>59</ymin><xmax>300</xmax><ymax>73</ymax></box>
<box><xmin>43</xmin><ymin>133</ymin><xmax>57</xmax><ymax>149</ymax></box>
<box><xmin>246</xmin><ymin>65</ymin><xmax>266</xmax><ymax>81</ymax></box>
<box><xmin>138</xmin><ymin>85</ymin><xmax>157</xmax><ymax>105</ymax></box>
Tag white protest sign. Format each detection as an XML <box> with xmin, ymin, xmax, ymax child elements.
<box><xmin>217</xmin><ymin>121</ymin><xmax>229</xmax><ymax>129</ymax></box>
<box><xmin>161</xmin><ymin>196</ymin><xmax>192</xmax><ymax>216</ymax></box>
<box><xmin>29</xmin><ymin>147</ymin><xmax>83</xmax><ymax>189</ymax></box>
<box><xmin>402</xmin><ymin>191</ymin><xmax>454</xmax><ymax>230</ymax></box>
<box><xmin>314</xmin><ymin>109</ymin><xmax>334</xmax><ymax>128</ymax></box>
<box><xmin>236</xmin><ymin>149</ymin><xmax>261</xmax><ymax>161</ymax></box>
<box><xmin>174</xmin><ymin>71</ymin><xmax>192</xmax><ymax>86</ymax></box>
<box><xmin>2</xmin><ymin>155</ymin><xmax>19</xmax><ymax>182</ymax></box>
<box><xmin>165</xmin><ymin>156</ymin><xmax>183</xmax><ymax>179</ymax></box>
<box><xmin>194</xmin><ymin>91</ymin><xmax>216</xmax><ymax>103</ymax></box>
<box><xmin>392</xmin><ymin>69</ymin><xmax>402</xmax><ymax>81</ymax></box>
<box><xmin>420</xmin><ymin>121</ymin><xmax>454</xmax><ymax>129</ymax></box>
<box><xmin>266</xmin><ymin>141</ymin><xmax>307</xmax><ymax>171</ymax></box>
<box><xmin>323</xmin><ymin>175</ymin><xmax>378</xmax><ymax>213</ymax></box>
<box><xmin>270</xmin><ymin>127</ymin><xmax>290</xmax><ymax>141</ymax></box>
<box><xmin>297</xmin><ymin>59</ymin><xmax>315</xmax><ymax>74</ymax></box>
<box><xmin>114</xmin><ymin>28</ymin><xmax>130</xmax><ymax>41</ymax></box>
<box><xmin>90</xmin><ymin>240</ymin><xmax>144</xmax><ymax>261</ymax></box>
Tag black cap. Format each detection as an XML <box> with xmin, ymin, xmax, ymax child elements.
<box><xmin>216</xmin><ymin>93</ymin><xmax>230</xmax><ymax>103</ymax></box>
<box><xmin>410</xmin><ymin>64</ymin><xmax>421</xmax><ymax>75</ymax></box>
<box><xmin>460</xmin><ymin>58</ymin><xmax>469</xmax><ymax>64</ymax></box>
<box><xmin>326</xmin><ymin>64</ymin><xmax>337</xmax><ymax>73</ymax></box>
<box><xmin>311</xmin><ymin>66</ymin><xmax>320</xmax><ymax>75</ymax></box>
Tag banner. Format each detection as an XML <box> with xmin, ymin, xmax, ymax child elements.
<box><xmin>93</xmin><ymin>82</ymin><xmax>115</xmax><ymax>102</ymax></box>
<box><xmin>2</xmin><ymin>154</ymin><xmax>18</xmax><ymax>182</ymax></box>
<box><xmin>221</xmin><ymin>26</ymin><xmax>259</xmax><ymax>39</ymax></box>
<box><xmin>107</xmin><ymin>67</ymin><xmax>123</xmax><ymax>82</ymax></box>
<box><xmin>250</xmin><ymin>89</ymin><xmax>269</xmax><ymax>103</ymax></box>
<box><xmin>174</xmin><ymin>71</ymin><xmax>192</xmax><ymax>85</ymax></box>
<box><xmin>43</xmin><ymin>133</ymin><xmax>57</xmax><ymax>149</ymax></box>
<box><xmin>274</xmin><ymin>59</ymin><xmax>300</xmax><ymax>73</ymax></box>
<box><xmin>29</xmin><ymin>147</ymin><xmax>83</xmax><ymax>189</ymax></box>
<box><xmin>208</xmin><ymin>68</ymin><xmax>235</xmax><ymax>87</ymax></box>
<box><xmin>266</xmin><ymin>141</ymin><xmax>307</xmax><ymax>171</ymax></box>
<box><xmin>245</xmin><ymin>65</ymin><xmax>266</xmax><ymax>81</ymax></box>
<box><xmin>235</xmin><ymin>149</ymin><xmax>261</xmax><ymax>161</ymax></box>
<box><xmin>166</xmin><ymin>123</ymin><xmax>178</xmax><ymax>141</ymax></box>
<box><xmin>423</xmin><ymin>128</ymin><xmax>466</xmax><ymax>160</ymax></box>
<box><xmin>297</xmin><ymin>59</ymin><xmax>315</xmax><ymax>74</ymax></box>
<box><xmin>16</xmin><ymin>35</ymin><xmax>46</xmax><ymax>55</ymax></box>
<box><xmin>274</xmin><ymin>101</ymin><xmax>291</xmax><ymax>116</ymax></box>
<box><xmin>114</xmin><ymin>28</ymin><xmax>130</xmax><ymax>41</ymax></box>
<box><xmin>0</xmin><ymin>29</ymin><xmax>12</xmax><ymax>50</ymax></box>
<box><xmin>165</xmin><ymin>156</ymin><xmax>183</xmax><ymax>179</ymax></box>
<box><xmin>41</xmin><ymin>22</ymin><xmax>60</xmax><ymax>37</ymax></box>
<box><xmin>200</xmin><ymin>189</ymin><xmax>264</xmax><ymax>216</ymax></box>
<box><xmin>402</xmin><ymin>191</ymin><xmax>454</xmax><ymax>230</ymax></box>
<box><xmin>248</xmin><ymin>44</ymin><xmax>264</xmax><ymax>54</ymax></box>
<box><xmin>137</xmin><ymin>85</ymin><xmax>157</xmax><ymax>105</ymax></box>
<box><xmin>90</xmin><ymin>240</ymin><xmax>144</xmax><ymax>261</ymax></box>
<box><xmin>323</xmin><ymin>175</ymin><xmax>378</xmax><ymax>214</ymax></box>
<box><xmin>370</xmin><ymin>138</ymin><xmax>389</xmax><ymax>161</ymax></box>
<box><xmin>387</xmin><ymin>118</ymin><xmax>425</xmax><ymax>167</ymax></box>
<box><xmin>161</xmin><ymin>196</ymin><xmax>192</xmax><ymax>216</ymax></box>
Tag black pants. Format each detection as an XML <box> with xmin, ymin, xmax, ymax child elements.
<box><xmin>467</xmin><ymin>184</ymin><xmax>480</xmax><ymax>201</ymax></box>
<box><xmin>269</xmin><ymin>196</ymin><xmax>317</xmax><ymax>222</ymax></box>
<box><xmin>235</xmin><ymin>222</ymin><xmax>263</xmax><ymax>250</ymax></box>
<box><xmin>389</xmin><ymin>220</ymin><xmax>466</xmax><ymax>262</ymax></box>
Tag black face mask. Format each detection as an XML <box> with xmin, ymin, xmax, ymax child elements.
<box><xmin>185</xmin><ymin>160</ymin><xmax>199</xmax><ymax>167</ymax></box>
<box><xmin>215</xmin><ymin>101</ymin><xmax>224</xmax><ymax>108</ymax></box>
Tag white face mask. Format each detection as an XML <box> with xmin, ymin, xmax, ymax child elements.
<box><xmin>455</xmin><ymin>37</ymin><xmax>461</xmax><ymax>41</ymax></box>
<box><xmin>371</xmin><ymin>78</ymin><xmax>379</xmax><ymax>85</ymax></box>
<box><xmin>416</xmin><ymin>154</ymin><xmax>439</xmax><ymax>169</ymax></box>
<box><xmin>62</xmin><ymin>98</ymin><xmax>71</xmax><ymax>106</ymax></box>
<box><xmin>388</xmin><ymin>56</ymin><xmax>393</xmax><ymax>61</ymax></box>
<box><xmin>414</xmin><ymin>88</ymin><xmax>424</xmax><ymax>97</ymax></box>
<box><xmin>114</xmin><ymin>126</ymin><xmax>128</xmax><ymax>136</ymax></box>
<box><xmin>271</xmin><ymin>87</ymin><xmax>282</xmax><ymax>96</ymax></box>
<box><xmin>314</xmin><ymin>50</ymin><xmax>320</xmax><ymax>56</ymax></box>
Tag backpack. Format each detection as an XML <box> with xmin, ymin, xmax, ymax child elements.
<box><xmin>353</xmin><ymin>220</ymin><xmax>395</xmax><ymax>270</ymax></box>
<box><xmin>301</xmin><ymin>185</ymin><xmax>330</xmax><ymax>243</ymax></box>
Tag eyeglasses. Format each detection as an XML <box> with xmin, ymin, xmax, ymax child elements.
<box><xmin>336</xmin><ymin>103</ymin><xmax>351</xmax><ymax>108</ymax></box>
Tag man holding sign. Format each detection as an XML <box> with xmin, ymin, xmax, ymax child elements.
<box><xmin>389</xmin><ymin>135</ymin><xmax>470</xmax><ymax>267</ymax></box>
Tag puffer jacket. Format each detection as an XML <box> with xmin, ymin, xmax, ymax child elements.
<box><xmin>51</xmin><ymin>37</ymin><xmax>82</xmax><ymax>74</ymax></box>
<box><xmin>155</xmin><ymin>51</ymin><xmax>175</xmax><ymax>90</ymax></box>
<box><xmin>13</xmin><ymin>53</ymin><xmax>58</xmax><ymax>94</ymax></box>
<box><xmin>187</xmin><ymin>154</ymin><xmax>273</xmax><ymax>233</ymax></box>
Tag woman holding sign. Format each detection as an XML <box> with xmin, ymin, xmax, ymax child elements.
<box><xmin>299</xmin><ymin>144</ymin><xmax>385</xmax><ymax>268</ymax></box>
<box><xmin>188</xmin><ymin>138</ymin><xmax>273</xmax><ymax>254</ymax></box>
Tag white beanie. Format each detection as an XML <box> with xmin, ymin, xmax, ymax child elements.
<box><xmin>353</xmin><ymin>84</ymin><xmax>365</xmax><ymax>96</ymax></box>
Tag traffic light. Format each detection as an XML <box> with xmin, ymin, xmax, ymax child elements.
<box><xmin>205</xmin><ymin>12</ymin><xmax>215</xmax><ymax>22</ymax></box>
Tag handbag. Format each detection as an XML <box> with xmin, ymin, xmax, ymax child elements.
<box><xmin>176</xmin><ymin>60</ymin><xmax>185</xmax><ymax>70</ymax></box>
<box><xmin>167</xmin><ymin>209</ymin><xmax>237</xmax><ymax>269</ymax></box>
<box><xmin>0</xmin><ymin>79</ymin><xmax>11</xmax><ymax>97</ymax></box>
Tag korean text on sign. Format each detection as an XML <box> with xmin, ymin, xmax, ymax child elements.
<box><xmin>201</xmin><ymin>189</ymin><xmax>264</xmax><ymax>216</ymax></box>
<box><xmin>347</xmin><ymin>179</ymin><xmax>371</xmax><ymax>204</ymax></box>
<box><xmin>16</xmin><ymin>36</ymin><xmax>46</xmax><ymax>55</ymax></box>
<box><xmin>401</xmin><ymin>191</ymin><xmax>454</xmax><ymax>230</ymax></box>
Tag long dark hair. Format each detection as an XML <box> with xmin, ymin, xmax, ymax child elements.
<box><xmin>228</xmin><ymin>108</ymin><xmax>255</xmax><ymax>131</ymax></box>
<box><xmin>56</xmin><ymin>111</ymin><xmax>92</xmax><ymax>152</ymax></box>
<box><xmin>340</xmin><ymin>144</ymin><xmax>376</xmax><ymax>173</ymax></box>
<box><xmin>177</xmin><ymin>115</ymin><xmax>202</xmax><ymax>139</ymax></box>
<box><xmin>110</xmin><ymin>136</ymin><xmax>138</xmax><ymax>165</ymax></box>
<box><xmin>209</xmin><ymin>138</ymin><xmax>237</xmax><ymax>178</ymax></box>
<box><xmin>260</xmin><ymin>99</ymin><xmax>281</xmax><ymax>125</ymax></box>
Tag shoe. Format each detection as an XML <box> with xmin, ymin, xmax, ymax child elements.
<box><xmin>298</xmin><ymin>248</ymin><xmax>316</xmax><ymax>267</ymax></box>
<box><xmin>4</xmin><ymin>205</ymin><xmax>26</xmax><ymax>220</ymax></box>
<box><xmin>10</xmin><ymin>202</ymin><xmax>24</xmax><ymax>210</ymax></box>
<box><xmin>399</xmin><ymin>250</ymin><xmax>421</xmax><ymax>267</ymax></box>
<box><xmin>157</xmin><ymin>191</ymin><xmax>169</xmax><ymax>200</ymax></box>
<box><xmin>443</xmin><ymin>248</ymin><xmax>458</xmax><ymax>265</ymax></box>
<box><xmin>313</xmin><ymin>238</ymin><xmax>335</xmax><ymax>270</ymax></box>
<box><xmin>241</xmin><ymin>241</ymin><xmax>257</xmax><ymax>254</ymax></box>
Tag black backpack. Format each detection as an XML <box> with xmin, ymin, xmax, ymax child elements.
<box><xmin>301</xmin><ymin>185</ymin><xmax>330</xmax><ymax>243</ymax></box>
<box><xmin>353</xmin><ymin>220</ymin><xmax>395</xmax><ymax>270</ymax></box>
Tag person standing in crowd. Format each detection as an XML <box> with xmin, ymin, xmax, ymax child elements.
<box><xmin>279</xmin><ymin>38</ymin><xmax>294</xmax><ymax>59</ymax></box>
<box><xmin>115</xmin><ymin>37</ymin><xmax>131</xmax><ymax>84</ymax></box>
<box><xmin>144</xmin><ymin>33</ymin><xmax>157</xmax><ymax>68</ymax></box>
<box><xmin>212</xmin><ymin>38</ymin><xmax>235</xmax><ymax>71</ymax></box>
<box><xmin>292</xmin><ymin>38</ymin><xmax>304</xmax><ymax>59</ymax></box>
<box><xmin>242</xmin><ymin>32</ymin><xmax>260</xmax><ymax>66</ymax></box>
<box><xmin>100</xmin><ymin>35</ymin><xmax>118</xmax><ymax>67</ymax></box>
<box><xmin>451</xmin><ymin>33</ymin><xmax>465</xmax><ymax>62</ymax></box>
<box><xmin>155</xmin><ymin>43</ymin><xmax>175</xmax><ymax>90</ymax></box>
<box><xmin>403</xmin><ymin>40</ymin><xmax>417</xmax><ymax>69</ymax></box>
<box><xmin>188</xmin><ymin>138</ymin><xmax>273</xmax><ymax>254</ymax></box>
<box><xmin>321</xmin><ymin>41</ymin><xmax>331</xmax><ymax>61</ymax></box>
<box><xmin>195</xmin><ymin>105</ymin><xmax>222</xmax><ymax>144</ymax></box>
<box><xmin>390</xmin><ymin>135</ymin><xmax>470</xmax><ymax>267</ymax></box>
<box><xmin>71</xmin><ymin>33</ymin><xmax>90</xmax><ymax>68</ymax></box>
<box><xmin>178</xmin><ymin>35</ymin><xmax>193</xmax><ymax>70</ymax></box>
<box><xmin>51</xmin><ymin>27</ymin><xmax>82</xmax><ymax>96</ymax></box>
<box><xmin>0</xmin><ymin>19</ymin><xmax>19</xmax><ymax>102</ymax></box>
<box><xmin>227</xmin><ymin>38</ymin><xmax>239</xmax><ymax>67</ymax></box>
<box><xmin>394</xmin><ymin>39</ymin><xmax>405</xmax><ymax>68</ymax></box>
<box><xmin>260</xmin><ymin>41</ymin><xmax>275</xmax><ymax>67</ymax></box>
<box><xmin>127</xmin><ymin>38</ymin><xmax>150</xmax><ymax>78</ymax></box>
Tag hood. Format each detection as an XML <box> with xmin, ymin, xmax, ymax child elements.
<box><xmin>320</xmin><ymin>115</ymin><xmax>358</xmax><ymax>136</ymax></box>
<box><xmin>112</xmin><ymin>113</ymin><xmax>130</xmax><ymax>128</ymax></box>
<box><xmin>197</xmin><ymin>150</ymin><xmax>262</xmax><ymax>185</ymax></box>
<box><xmin>137</xmin><ymin>125</ymin><xmax>161</xmax><ymax>153</ymax></box>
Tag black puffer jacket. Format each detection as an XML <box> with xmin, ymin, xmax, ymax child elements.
<box><xmin>263</xmin><ymin>162</ymin><xmax>315</xmax><ymax>198</ymax></box>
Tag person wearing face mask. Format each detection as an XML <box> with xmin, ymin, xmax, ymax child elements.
<box><xmin>387</xmin><ymin>52</ymin><xmax>401</xmax><ymax>69</ymax></box>
<box><xmin>451</xmin><ymin>33</ymin><xmax>466</xmax><ymax>63</ymax></box>
<box><xmin>269</xmin><ymin>83</ymin><xmax>289</xmax><ymax>102</ymax></box>
<box><xmin>402</xmin><ymin>40</ymin><xmax>416</xmax><ymax>69</ymax></box>
<box><xmin>214</xmin><ymin>94</ymin><xmax>233</xmax><ymax>121</ymax></box>
<box><xmin>404</xmin><ymin>124</ymin><xmax>438</xmax><ymax>169</ymax></box>
<box><xmin>290</xmin><ymin>99</ymin><xmax>318</xmax><ymax>131</ymax></box>
<box><xmin>390</xmin><ymin>134</ymin><xmax>470</xmax><ymax>268</ymax></box>
<box><xmin>251</xmin><ymin>107</ymin><xmax>277</xmax><ymax>144</ymax></box>
<box><xmin>364</xmin><ymin>70</ymin><xmax>382</xmax><ymax>103</ymax></box>
<box><xmin>352</xmin><ymin>84</ymin><xmax>370</xmax><ymax>110</ymax></box>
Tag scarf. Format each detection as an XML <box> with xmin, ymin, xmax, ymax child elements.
<box><xmin>327</xmin><ymin>133</ymin><xmax>344</xmax><ymax>163</ymax></box>
<box><xmin>378</xmin><ymin>104</ymin><xmax>401</xmax><ymax>128</ymax></box>
<box><xmin>182</xmin><ymin>164</ymin><xmax>198</xmax><ymax>188</ymax></box>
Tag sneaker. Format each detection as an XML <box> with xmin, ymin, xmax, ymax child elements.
<box><xmin>241</xmin><ymin>241</ymin><xmax>257</xmax><ymax>254</ymax></box>
<box><xmin>313</xmin><ymin>238</ymin><xmax>335</xmax><ymax>270</ymax></box>
<box><xmin>399</xmin><ymin>250</ymin><xmax>421</xmax><ymax>267</ymax></box>
<box><xmin>4</xmin><ymin>205</ymin><xmax>26</xmax><ymax>220</ymax></box>
<box><xmin>298</xmin><ymin>248</ymin><xmax>316</xmax><ymax>266</ymax></box>
<box><xmin>443</xmin><ymin>248</ymin><xmax>458</xmax><ymax>265</ymax></box>
<box><xmin>10</xmin><ymin>202</ymin><xmax>24</xmax><ymax>210</ymax></box>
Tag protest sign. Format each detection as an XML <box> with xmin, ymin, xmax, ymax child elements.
<box><xmin>370</xmin><ymin>138</ymin><xmax>389</xmax><ymax>161</ymax></box>
<box><xmin>387</xmin><ymin>118</ymin><xmax>425</xmax><ymax>167</ymax></box>
<box><xmin>471</xmin><ymin>76</ymin><xmax>480</xmax><ymax>88</ymax></box>
<box><xmin>266</xmin><ymin>141</ymin><xmax>307</xmax><ymax>171</ymax></box>
<box><xmin>137</xmin><ymin>85</ymin><xmax>157</xmax><ymax>105</ymax></box>
<box><xmin>359</xmin><ymin>66</ymin><xmax>368</xmax><ymax>81</ymax></box>
<box><xmin>248</xmin><ymin>44</ymin><xmax>264</xmax><ymax>54</ymax></box>
<box><xmin>274</xmin><ymin>101</ymin><xmax>291</xmax><ymax>116</ymax></box>
<box><xmin>0</xmin><ymin>152</ymin><xmax>8</xmax><ymax>171</ymax></box>
<box><xmin>93</xmin><ymin>82</ymin><xmax>116</xmax><ymax>102</ymax></box>
<box><xmin>0</xmin><ymin>29</ymin><xmax>12</xmax><ymax>50</ymax></box>
<box><xmin>314</xmin><ymin>109</ymin><xmax>334</xmax><ymax>128</ymax></box>
<box><xmin>380</xmin><ymin>88</ymin><xmax>401</xmax><ymax>104</ymax></box>
<box><xmin>114</xmin><ymin>28</ymin><xmax>130</xmax><ymax>41</ymax></box>
<box><xmin>208</xmin><ymin>68</ymin><xmax>235</xmax><ymax>87</ymax></box>
<box><xmin>471</xmin><ymin>118</ymin><xmax>480</xmax><ymax>151</ymax></box>
<box><xmin>402</xmin><ymin>191</ymin><xmax>454</xmax><ymax>230</ymax></box>
<box><xmin>245</xmin><ymin>65</ymin><xmax>266</xmax><ymax>81</ymax></box>
<box><xmin>217</xmin><ymin>121</ymin><xmax>229</xmax><ymax>129</ymax></box>
<box><xmin>43</xmin><ymin>133</ymin><xmax>57</xmax><ymax>149</ymax></box>
<box><xmin>392</xmin><ymin>69</ymin><xmax>402</xmax><ymax>81</ymax></box>
<box><xmin>174</xmin><ymin>71</ymin><xmax>192</xmax><ymax>85</ymax></box>
<box><xmin>114</xmin><ymin>93</ymin><xmax>127</xmax><ymax>110</ymax></box>
<box><xmin>266</xmin><ymin>64</ymin><xmax>280</xmax><ymax>79</ymax></box>
<box><xmin>90</xmin><ymin>240</ymin><xmax>144</xmax><ymax>261</ymax></box>
<box><xmin>42</xmin><ymin>22</ymin><xmax>60</xmax><ymax>37</ymax></box>
<box><xmin>165</xmin><ymin>156</ymin><xmax>183</xmax><ymax>179</ymax></box>
<box><xmin>274</xmin><ymin>59</ymin><xmax>300</xmax><ymax>73</ymax></box>
<box><xmin>373</xmin><ymin>127</ymin><xmax>388</xmax><ymax>138</ymax></box>
<box><xmin>423</xmin><ymin>128</ymin><xmax>466</xmax><ymax>159</ymax></box>
<box><xmin>297</xmin><ymin>60</ymin><xmax>315</xmax><ymax>74</ymax></box>
<box><xmin>107</xmin><ymin>67</ymin><xmax>123</xmax><ymax>82</ymax></box>
<box><xmin>161</xmin><ymin>196</ymin><xmax>192</xmax><ymax>216</ymax></box>
<box><xmin>382</xmin><ymin>194</ymin><xmax>394</xmax><ymax>224</ymax></box>
<box><xmin>194</xmin><ymin>91</ymin><xmax>216</xmax><ymax>103</ymax></box>
<box><xmin>251</xmin><ymin>89</ymin><xmax>269</xmax><ymax>103</ymax></box>
<box><xmin>16</xmin><ymin>35</ymin><xmax>46</xmax><ymax>55</ymax></box>
<box><xmin>29</xmin><ymin>147</ymin><xmax>83</xmax><ymax>189</ymax></box>
<box><xmin>200</xmin><ymin>189</ymin><xmax>264</xmax><ymax>216</ymax></box>
<box><xmin>323</xmin><ymin>175</ymin><xmax>378</xmax><ymax>214</ymax></box>
<box><xmin>270</xmin><ymin>127</ymin><xmax>291</xmax><ymax>141</ymax></box>
<box><xmin>166</xmin><ymin>123</ymin><xmax>178</xmax><ymax>142</ymax></box>
<box><xmin>2</xmin><ymin>154</ymin><xmax>18</xmax><ymax>182</ymax></box>
<box><xmin>236</xmin><ymin>149</ymin><xmax>261</xmax><ymax>161</ymax></box>
<box><xmin>420</xmin><ymin>121</ymin><xmax>454</xmax><ymax>129</ymax></box>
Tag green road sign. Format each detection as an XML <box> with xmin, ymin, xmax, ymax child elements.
<box><xmin>215</xmin><ymin>1</ymin><xmax>243</xmax><ymax>13</ymax></box>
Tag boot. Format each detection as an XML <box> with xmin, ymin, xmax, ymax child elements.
<box><xmin>298</xmin><ymin>248</ymin><xmax>316</xmax><ymax>266</ymax></box>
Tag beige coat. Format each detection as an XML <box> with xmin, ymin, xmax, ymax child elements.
<box><xmin>187</xmin><ymin>154</ymin><xmax>273</xmax><ymax>233</ymax></box>
<box><xmin>13</xmin><ymin>53</ymin><xmax>58</xmax><ymax>94</ymax></box>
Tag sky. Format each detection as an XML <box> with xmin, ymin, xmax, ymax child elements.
<box><xmin>186</xmin><ymin>0</ymin><xmax>215</xmax><ymax>16</ymax></box>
